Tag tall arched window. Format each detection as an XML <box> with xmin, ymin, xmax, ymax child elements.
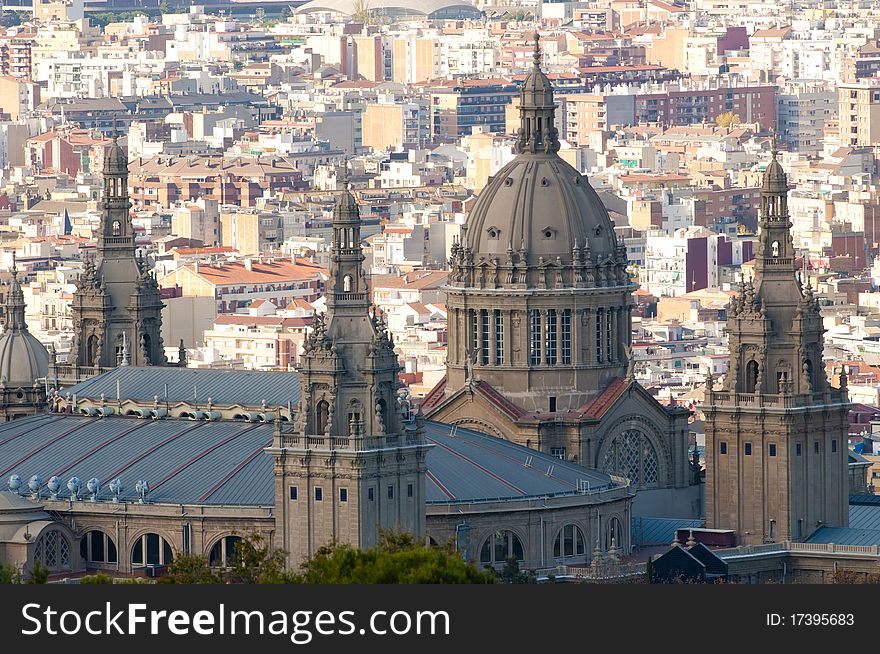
<box><xmin>34</xmin><ymin>529</ymin><xmax>70</xmax><ymax>571</ymax></box>
<box><xmin>601</xmin><ymin>429</ymin><xmax>660</xmax><ymax>488</ymax></box>
<box><xmin>343</xmin><ymin>275</ymin><xmax>352</xmax><ymax>292</ymax></box>
<box><xmin>479</xmin><ymin>530</ymin><xmax>524</xmax><ymax>566</ymax></box>
<box><xmin>80</xmin><ymin>530</ymin><xmax>117</xmax><ymax>564</ymax></box>
<box><xmin>771</xmin><ymin>241</ymin><xmax>780</xmax><ymax>257</ymax></box>
<box><xmin>209</xmin><ymin>536</ymin><xmax>242</xmax><ymax>568</ymax></box>
<box><xmin>131</xmin><ymin>533</ymin><xmax>173</xmax><ymax>567</ymax></box>
<box><xmin>87</xmin><ymin>334</ymin><xmax>100</xmax><ymax>366</ymax></box>
<box><xmin>494</xmin><ymin>309</ymin><xmax>504</xmax><ymax>365</ymax></box>
<box><xmin>553</xmin><ymin>524</ymin><xmax>586</xmax><ymax>559</ymax></box>
<box><xmin>112</xmin><ymin>220</ymin><xmax>121</xmax><ymax>236</ymax></box>
<box><xmin>529</xmin><ymin>309</ymin><xmax>541</xmax><ymax>365</ymax></box>
<box><xmin>142</xmin><ymin>333</ymin><xmax>152</xmax><ymax>364</ymax></box>
<box><xmin>315</xmin><ymin>400</ymin><xmax>329</xmax><ymax>435</ymax></box>
<box><xmin>744</xmin><ymin>360</ymin><xmax>759</xmax><ymax>393</ymax></box>
<box><xmin>545</xmin><ymin>309</ymin><xmax>557</xmax><ymax>365</ymax></box>
<box><xmin>606</xmin><ymin>517</ymin><xmax>623</xmax><ymax>550</ymax></box>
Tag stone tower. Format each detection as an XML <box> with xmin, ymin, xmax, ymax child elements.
<box><xmin>704</xmin><ymin>144</ymin><xmax>850</xmax><ymax>545</ymax></box>
<box><xmin>66</xmin><ymin>136</ymin><xmax>165</xmax><ymax>376</ymax></box>
<box><xmin>424</xmin><ymin>36</ymin><xmax>696</xmax><ymax>517</ymax></box>
<box><xmin>270</xmin><ymin>182</ymin><xmax>431</xmax><ymax>567</ymax></box>
<box><xmin>0</xmin><ymin>258</ymin><xmax>49</xmax><ymax>420</ymax></box>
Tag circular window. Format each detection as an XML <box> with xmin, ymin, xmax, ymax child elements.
<box><xmin>543</xmin><ymin>230</ymin><xmax>553</xmax><ymax>239</ymax></box>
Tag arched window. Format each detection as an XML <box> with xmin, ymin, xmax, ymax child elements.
<box><xmin>131</xmin><ymin>533</ymin><xmax>173</xmax><ymax>567</ymax></box>
<box><xmin>315</xmin><ymin>400</ymin><xmax>329</xmax><ymax>435</ymax></box>
<box><xmin>479</xmin><ymin>530</ymin><xmax>524</xmax><ymax>566</ymax></box>
<box><xmin>529</xmin><ymin>309</ymin><xmax>541</xmax><ymax>365</ymax></box>
<box><xmin>601</xmin><ymin>429</ymin><xmax>660</xmax><ymax>488</ymax></box>
<box><xmin>771</xmin><ymin>241</ymin><xmax>779</xmax><ymax>257</ymax></box>
<box><xmin>553</xmin><ymin>524</ymin><xmax>586</xmax><ymax>559</ymax></box>
<box><xmin>33</xmin><ymin>529</ymin><xmax>70</xmax><ymax>571</ymax></box>
<box><xmin>87</xmin><ymin>334</ymin><xmax>100</xmax><ymax>367</ymax></box>
<box><xmin>112</xmin><ymin>220</ymin><xmax>121</xmax><ymax>236</ymax></box>
<box><xmin>744</xmin><ymin>360</ymin><xmax>759</xmax><ymax>393</ymax></box>
<box><xmin>209</xmin><ymin>536</ymin><xmax>242</xmax><ymax>568</ymax></box>
<box><xmin>545</xmin><ymin>309</ymin><xmax>557</xmax><ymax>365</ymax></box>
<box><xmin>803</xmin><ymin>359</ymin><xmax>814</xmax><ymax>389</ymax></box>
<box><xmin>142</xmin><ymin>333</ymin><xmax>152</xmax><ymax>364</ymax></box>
<box><xmin>606</xmin><ymin>517</ymin><xmax>623</xmax><ymax>550</ymax></box>
<box><xmin>343</xmin><ymin>275</ymin><xmax>352</xmax><ymax>292</ymax></box>
<box><xmin>80</xmin><ymin>530</ymin><xmax>117</xmax><ymax>564</ymax></box>
<box><xmin>376</xmin><ymin>398</ymin><xmax>387</xmax><ymax>430</ymax></box>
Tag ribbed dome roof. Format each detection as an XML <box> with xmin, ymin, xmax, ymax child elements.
<box><xmin>465</xmin><ymin>33</ymin><xmax>617</xmax><ymax>262</ymax></box>
<box><xmin>465</xmin><ymin>155</ymin><xmax>618</xmax><ymax>260</ymax></box>
<box><xmin>104</xmin><ymin>135</ymin><xmax>127</xmax><ymax>173</ymax></box>
<box><xmin>0</xmin><ymin>265</ymin><xmax>48</xmax><ymax>388</ymax></box>
<box><xmin>763</xmin><ymin>144</ymin><xmax>788</xmax><ymax>194</ymax></box>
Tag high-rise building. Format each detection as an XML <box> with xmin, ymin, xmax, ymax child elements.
<box><xmin>270</xmin><ymin>182</ymin><xmax>431</xmax><ymax>563</ymax></box>
<box><xmin>704</xmin><ymin>145</ymin><xmax>850</xmax><ymax>545</ymax></box>
<box><xmin>838</xmin><ymin>81</ymin><xmax>880</xmax><ymax>147</ymax></box>
<box><xmin>60</xmin><ymin>136</ymin><xmax>166</xmax><ymax>380</ymax></box>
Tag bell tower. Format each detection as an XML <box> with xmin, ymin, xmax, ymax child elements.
<box><xmin>270</xmin><ymin>181</ymin><xmax>431</xmax><ymax>567</ymax></box>
<box><xmin>63</xmin><ymin>135</ymin><xmax>166</xmax><ymax>380</ymax></box>
<box><xmin>704</xmin><ymin>144</ymin><xmax>850</xmax><ymax>545</ymax></box>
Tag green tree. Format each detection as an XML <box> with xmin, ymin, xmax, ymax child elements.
<box><xmin>228</xmin><ymin>531</ymin><xmax>289</xmax><ymax>584</ymax></box>
<box><xmin>159</xmin><ymin>555</ymin><xmax>223</xmax><ymax>584</ymax></box>
<box><xmin>0</xmin><ymin>565</ymin><xmax>21</xmax><ymax>584</ymax></box>
<box><xmin>291</xmin><ymin>531</ymin><xmax>494</xmax><ymax>584</ymax></box>
<box><xmin>81</xmin><ymin>573</ymin><xmax>115</xmax><ymax>584</ymax></box>
<box><xmin>26</xmin><ymin>561</ymin><xmax>49</xmax><ymax>584</ymax></box>
<box><xmin>498</xmin><ymin>557</ymin><xmax>535</xmax><ymax>584</ymax></box>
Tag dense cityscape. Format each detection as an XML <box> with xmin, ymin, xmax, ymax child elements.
<box><xmin>1</xmin><ymin>0</ymin><xmax>880</xmax><ymax>585</ymax></box>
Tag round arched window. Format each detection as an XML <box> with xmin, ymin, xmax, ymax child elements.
<box><xmin>601</xmin><ymin>428</ymin><xmax>659</xmax><ymax>488</ymax></box>
<box><xmin>209</xmin><ymin>536</ymin><xmax>242</xmax><ymax>568</ymax></box>
<box><xmin>80</xmin><ymin>530</ymin><xmax>117</xmax><ymax>564</ymax></box>
<box><xmin>131</xmin><ymin>533</ymin><xmax>173</xmax><ymax>567</ymax></box>
<box><xmin>34</xmin><ymin>529</ymin><xmax>70</xmax><ymax>571</ymax></box>
<box><xmin>553</xmin><ymin>524</ymin><xmax>586</xmax><ymax>559</ymax></box>
<box><xmin>479</xmin><ymin>530</ymin><xmax>524</xmax><ymax>566</ymax></box>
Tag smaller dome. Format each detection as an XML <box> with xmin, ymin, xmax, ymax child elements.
<box><xmin>0</xmin><ymin>330</ymin><xmax>49</xmax><ymax>388</ymax></box>
<box><xmin>334</xmin><ymin>187</ymin><xmax>359</xmax><ymax>219</ymax></box>
<box><xmin>104</xmin><ymin>136</ymin><xmax>127</xmax><ymax>174</ymax></box>
<box><xmin>763</xmin><ymin>141</ymin><xmax>788</xmax><ymax>193</ymax></box>
<box><xmin>0</xmin><ymin>267</ymin><xmax>48</xmax><ymax>388</ymax></box>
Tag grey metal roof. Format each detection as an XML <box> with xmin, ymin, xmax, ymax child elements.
<box><xmin>848</xmin><ymin>504</ymin><xmax>880</xmax><ymax>531</ymax></box>
<box><xmin>805</xmin><ymin>526</ymin><xmax>880</xmax><ymax>546</ymax></box>
<box><xmin>62</xmin><ymin>367</ymin><xmax>300</xmax><ymax>409</ymax></box>
<box><xmin>424</xmin><ymin>422</ymin><xmax>618</xmax><ymax>504</ymax></box>
<box><xmin>631</xmin><ymin>516</ymin><xmax>704</xmax><ymax>547</ymax></box>
<box><xmin>0</xmin><ymin>415</ymin><xmax>622</xmax><ymax>508</ymax></box>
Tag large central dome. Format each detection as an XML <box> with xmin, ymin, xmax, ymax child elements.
<box><xmin>464</xmin><ymin>34</ymin><xmax>617</xmax><ymax>263</ymax></box>
<box><xmin>465</xmin><ymin>154</ymin><xmax>617</xmax><ymax>260</ymax></box>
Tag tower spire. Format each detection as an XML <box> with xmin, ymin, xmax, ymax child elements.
<box><xmin>5</xmin><ymin>253</ymin><xmax>27</xmax><ymax>332</ymax></box>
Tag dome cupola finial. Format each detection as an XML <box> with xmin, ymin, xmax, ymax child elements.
<box><xmin>515</xmin><ymin>31</ymin><xmax>559</xmax><ymax>155</ymax></box>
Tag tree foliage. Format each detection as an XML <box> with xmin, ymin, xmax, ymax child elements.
<box><xmin>715</xmin><ymin>112</ymin><xmax>741</xmax><ymax>129</ymax></box>
<box><xmin>227</xmin><ymin>531</ymin><xmax>289</xmax><ymax>584</ymax></box>
<box><xmin>290</xmin><ymin>531</ymin><xmax>495</xmax><ymax>584</ymax></box>
<box><xmin>159</xmin><ymin>555</ymin><xmax>223</xmax><ymax>584</ymax></box>
<box><xmin>0</xmin><ymin>565</ymin><xmax>21</xmax><ymax>584</ymax></box>
<box><xmin>498</xmin><ymin>557</ymin><xmax>536</xmax><ymax>584</ymax></box>
<box><xmin>26</xmin><ymin>561</ymin><xmax>49</xmax><ymax>584</ymax></box>
<box><xmin>81</xmin><ymin>573</ymin><xmax>115</xmax><ymax>584</ymax></box>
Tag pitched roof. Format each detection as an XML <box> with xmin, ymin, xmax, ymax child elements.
<box><xmin>183</xmin><ymin>258</ymin><xmax>327</xmax><ymax>285</ymax></box>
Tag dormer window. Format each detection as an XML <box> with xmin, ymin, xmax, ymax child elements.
<box><xmin>487</xmin><ymin>227</ymin><xmax>500</xmax><ymax>240</ymax></box>
<box><xmin>504</xmin><ymin>177</ymin><xmax>513</xmax><ymax>187</ymax></box>
<box><xmin>542</xmin><ymin>228</ymin><xmax>555</xmax><ymax>240</ymax></box>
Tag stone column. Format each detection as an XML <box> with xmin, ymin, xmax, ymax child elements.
<box><xmin>556</xmin><ymin>308</ymin><xmax>563</xmax><ymax>365</ymax></box>
<box><xmin>539</xmin><ymin>309</ymin><xmax>547</xmax><ymax>365</ymax></box>
<box><xmin>490</xmin><ymin>309</ymin><xmax>497</xmax><ymax>366</ymax></box>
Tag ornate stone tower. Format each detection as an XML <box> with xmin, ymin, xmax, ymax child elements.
<box><xmin>0</xmin><ymin>259</ymin><xmax>49</xmax><ymax>420</ymax></box>
<box><xmin>270</xmin><ymin>183</ymin><xmax>431</xmax><ymax>567</ymax></box>
<box><xmin>66</xmin><ymin>136</ymin><xmax>165</xmax><ymax>377</ymax></box>
<box><xmin>704</xmin><ymin>145</ymin><xmax>850</xmax><ymax>545</ymax></box>
<box><xmin>424</xmin><ymin>36</ymin><xmax>696</xmax><ymax>518</ymax></box>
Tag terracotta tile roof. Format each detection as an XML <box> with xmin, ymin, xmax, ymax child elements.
<box><xmin>372</xmin><ymin>271</ymin><xmax>449</xmax><ymax>290</ymax></box>
<box><xmin>579</xmin><ymin>378</ymin><xmax>627</xmax><ymax>419</ymax></box>
<box><xmin>186</xmin><ymin>258</ymin><xmax>327</xmax><ymax>285</ymax></box>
